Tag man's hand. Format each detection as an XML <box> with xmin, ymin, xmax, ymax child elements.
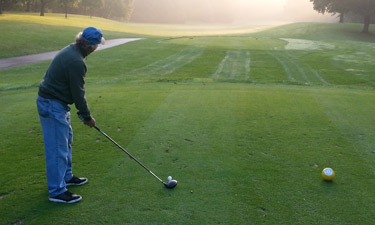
<box><xmin>84</xmin><ymin>117</ymin><xmax>96</xmax><ymax>128</ymax></box>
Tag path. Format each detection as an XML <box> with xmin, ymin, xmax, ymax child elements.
<box><xmin>0</xmin><ymin>38</ymin><xmax>142</xmax><ymax>70</ymax></box>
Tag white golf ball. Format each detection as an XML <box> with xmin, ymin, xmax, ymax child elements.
<box><xmin>168</xmin><ymin>176</ymin><xmax>172</xmax><ymax>181</ymax></box>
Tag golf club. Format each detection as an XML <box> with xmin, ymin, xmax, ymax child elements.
<box><xmin>94</xmin><ymin>126</ymin><xmax>177</xmax><ymax>189</ymax></box>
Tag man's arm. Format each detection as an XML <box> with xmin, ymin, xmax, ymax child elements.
<box><xmin>68</xmin><ymin>61</ymin><xmax>95</xmax><ymax>127</ymax></box>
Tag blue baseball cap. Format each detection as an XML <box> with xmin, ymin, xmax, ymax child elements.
<box><xmin>82</xmin><ymin>27</ymin><xmax>103</xmax><ymax>45</ymax></box>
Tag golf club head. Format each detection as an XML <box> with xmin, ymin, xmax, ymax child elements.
<box><xmin>164</xmin><ymin>180</ymin><xmax>178</xmax><ymax>189</ymax></box>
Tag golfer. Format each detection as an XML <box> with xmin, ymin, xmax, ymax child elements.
<box><xmin>37</xmin><ymin>27</ymin><xmax>104</xmax><ymax>203</ymax></box>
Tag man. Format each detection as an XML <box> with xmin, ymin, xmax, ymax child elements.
<box><xmin>37</xmin><ymin>27</ymin><xmax>105</xmax><ymax>203</ymax></box>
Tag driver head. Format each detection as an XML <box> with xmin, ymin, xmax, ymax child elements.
<box><xmin>164</xmin><ymin>180</ymin><xmax>178</xmax><ymax>189</ymax></box>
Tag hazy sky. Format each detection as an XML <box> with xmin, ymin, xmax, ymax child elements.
<box><xmin>131</xmin><ymin>0</ymin><xmax>337</xmax><ymax>24</ymax></box>
<box><xmin>250</xmin><ymin>0</ymin><xmax>286</xmax><ymax>5</ymax></box>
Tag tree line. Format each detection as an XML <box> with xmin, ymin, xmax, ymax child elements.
<box><xmin>0</xmin><ymin>0</ymin><xmax>134</xmax><ymax>21</ymax></box>
<box><xmin>310</xmin><ymin>0</ymin><xmax>375</xmax><ymax>33</ymax></box>
<box><xmin>1</xmin><ymin>0</ymin><xmax>374</xmax><ymax>33</ymax></box>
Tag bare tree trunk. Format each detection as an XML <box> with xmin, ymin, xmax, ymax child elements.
<box><xmin>65</xmin><ymin>5</ymin><xmax>68</xmax><ymax>18</ymax></box>
<box><xmin>339</xmin><ymin>13</ymin><xmax>344</xmax><ymax>23</ymax></box>
<box><xmin>40</xmin><ymin>0</ymin><xmax>45</xmax><ymax>16</ymax></box>
<box><xmin>26</xmin><ymin>2</ymin><xmax>31</xmax><ymax>12</ymax></box>
<box><xmin>0</xmin><ymin>0</ymin><xmax>3</xmax><ymax>14</ymax></box>
<box><xmin>362</xmin><ymin>15</ymin><xmax>371</xmax><ymax>33</ymax></box>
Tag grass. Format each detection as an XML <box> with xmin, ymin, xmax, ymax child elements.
<box><xmin>1</xmin><ymin>13</ymin><xmax>375</xmax><ymax>224</ymax></box>
<box><xmin>0</xmin><ymin>12</ymin><xmax>278</xmax><ymax>58</ymax></box>
<box><xmin>0</xmin><ymin>15</ymin><xmax>140</xmax><ymax>58</ymax></box>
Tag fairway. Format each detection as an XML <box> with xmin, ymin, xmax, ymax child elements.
<box><xmin>1</xmin><ymin>14</ymin><xmax>375</xmax><ymax>225</ymax></box>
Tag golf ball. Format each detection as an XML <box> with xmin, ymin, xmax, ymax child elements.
<box><xmin>322</xmin><ymin>168</ymin><xmax>335</xmax><ymax>181</ymax></box>
<box><xmin>168</xmin><ymin>176</ymin><xmax>172</xmax><ymax>181</ymax></box>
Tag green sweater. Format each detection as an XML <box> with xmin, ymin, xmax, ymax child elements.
<box><xmin>38</xmin><ymin>44</ymin><xmax>92</xmax><ymax>121</ymax></box>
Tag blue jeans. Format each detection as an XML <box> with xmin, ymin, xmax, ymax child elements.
<box><xmin>37</xmin><ymin>96</ymin><xmax>73</xmax><ymax>197</ymax></box>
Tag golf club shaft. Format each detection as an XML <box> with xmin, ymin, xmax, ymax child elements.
<box><xmin>94</xmin><ymin>126</ymin><xmax>165</xmax><ymax>184</ymax></box>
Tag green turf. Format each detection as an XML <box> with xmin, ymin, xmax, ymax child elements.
<box><xmin>0</xmin><ymin>20</ymin><xmax>141</xmax><ymax>58</ymax></box>
<box><xmin>1</xmin><ymin>14</ymin><xmax>375</xmax><ymax>225</ymax></box>
<box><xmin>0</xmin><ymin>13</ymin><xmax>274</xmax><ymax>58</ymax></box>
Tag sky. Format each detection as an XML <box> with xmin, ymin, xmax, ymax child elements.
<box><xmin>245</xmin><ymin>0</ymin><xmax>286</xmax><ymax>5</ymax></box>
<box><xmin>229</xmin><ymin>0</ymin><xmax>335</xmax><ymax>22</ymax></box>
<box><xmin>130</xmin><ymin>0</ymin><xmax>337</xmax><ymax>24</ymax></box>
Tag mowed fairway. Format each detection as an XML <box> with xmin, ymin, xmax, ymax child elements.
<box><xmin>1</xmin><ymin>14</ymin><xmax>375</xmax><ymax>224</ymax></box>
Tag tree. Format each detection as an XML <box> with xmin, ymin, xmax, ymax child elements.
<box><xmin>0</xmin><ymin>0</ymin><xmax>19</xmax><ymax>14</ymax></box>
<box><xmin>350</xmin><ymin>0</ymin><xmax>375</xmax><ymax>33</ymax></box>
<box><xmin>0</xmin><ymin>0</ymin><xmax>3</xmax><ymax>14</ymax></box>
<box><xmin>58</xmin><ymin>0</ymin><xmax>80</xmax><ymax>18</ymax></box>
<box><xmin>40</xmin><ymin>0</ymin><xmax>45</xmax><ymax>15</ymax></box>
<box><xmin>40</xmin><ymin>0</ymin><xmax>49</xmax><ymax>16</ymax></box>
<box><xmin>40</xmin><ymin>0</ymin><xmax>59</xmax><ymax>16</ymax></box>
<box><xmin>310</xmin><ymin>0</ymin><xmax>375</xmax><ymax>33</ymax></box>
<box><xmin>100</xmin><ymin>0</ymin><xmax>134</xmax><ymax>21</ymax></box>
<box><xmin>18</xmin><ymin>0</ymin><xmax>37</xmax><ymax>12</ymax></box>
<box><xmin>122</xmin><ymin>0</ymin><xmax>134</xmax><ymax>21</ymax></box>
<box><xmin>80</xmin><ymin>0</ymin><xmax>101</xmax><ymax>17</ymax></box>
